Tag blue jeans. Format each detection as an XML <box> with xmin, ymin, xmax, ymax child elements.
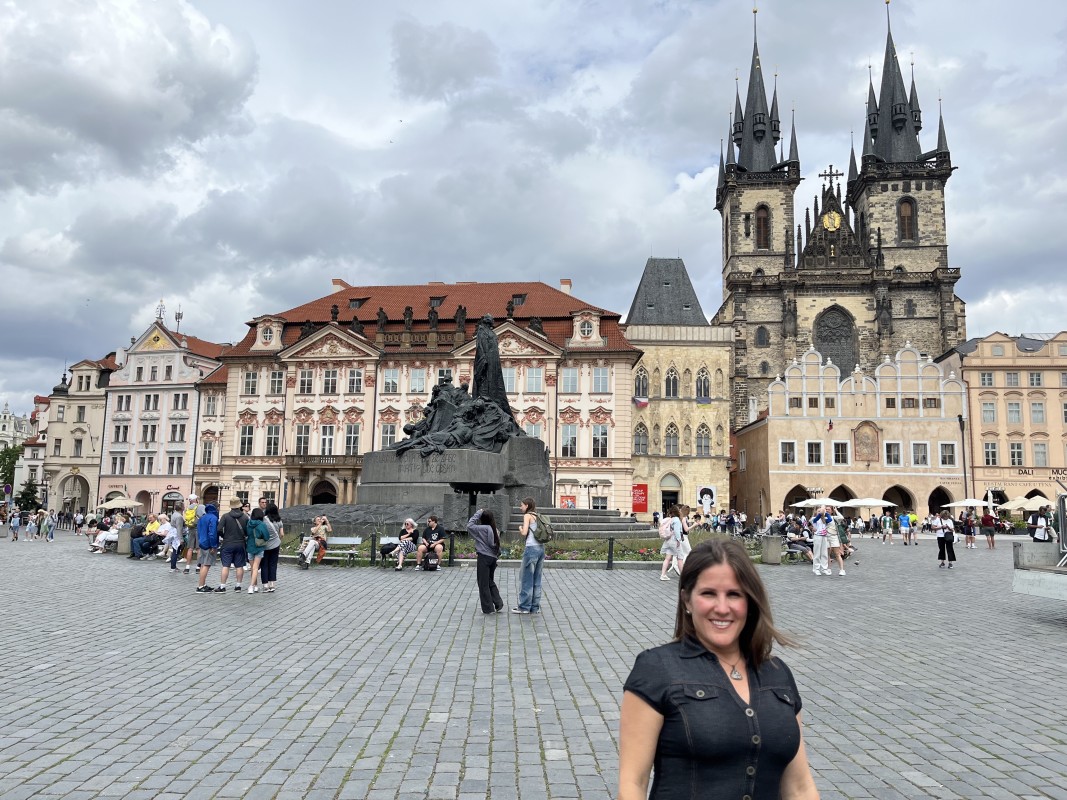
<box><xmin>518</xmin><ymin>544</ymin><xmax>545</xmax><ymax>612</ymax></box>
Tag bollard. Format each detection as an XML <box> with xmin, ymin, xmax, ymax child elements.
<box><xmin>370</xmin><ymin>531</ymin><xmax>378</xmax><ymax>565</ymax></box>
<box><xmin>448</xmin><ymin>533</ymin><xmax>455</xmax><ymax>567</ymax></box>
<box><xmin>606</xmin><ymin>537</ymin><xmax>615</xmax><ymax>570</ymax></box>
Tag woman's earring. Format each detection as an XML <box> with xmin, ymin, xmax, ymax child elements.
<box><xmin>685</xmin><ymin>608</ymin><xmax>691</xmax><ymax>615</ymax></box>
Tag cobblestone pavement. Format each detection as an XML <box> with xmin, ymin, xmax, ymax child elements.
<box><xmin>1</xmin><ymin>532</ymin><xmax>1066</xmax><ymax>800</ymax></box>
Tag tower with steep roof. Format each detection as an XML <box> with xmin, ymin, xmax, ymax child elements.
<box><xmin>713</xmin><ymin>10</ymin><xmax>801</xmax><ymax>425</ymax></box>
<box><xmin>716</xmin><ymin>5</ymin><xmax>966</xmax><ymax>430</ymax></box>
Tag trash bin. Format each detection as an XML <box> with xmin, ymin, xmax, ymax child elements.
<box><xmin>761</xmin><ymin>534</ymin><xmax>783</xmax><ymax>565</ymax></box>
<box><xmin>116</xmin><ymin>527</ymin><xmax>132</xmax><ymax>555</ymax></box>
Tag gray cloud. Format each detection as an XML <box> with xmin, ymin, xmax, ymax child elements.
<box><xmin>392</xmin><ymin>19</ymin><xmax>500</xmax><ymax>100</ymax></box>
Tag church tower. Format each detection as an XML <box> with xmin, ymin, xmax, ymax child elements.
<box><xmin>717</xmin><ymin>7</ymin><xmax>967</xmax><ymax>430</ymax></box>
<box><xmin>846</xmin><ymin>11</ymin><xmax>965</xmax><ymax>357</ymax></box>
<box><xmin>713</xmin><ymin>12</ymin><xmax>802</xmax><ymax>426</ymax></box>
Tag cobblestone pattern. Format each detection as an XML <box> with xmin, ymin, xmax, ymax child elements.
<box><xmin>0</xmin><ymin>533</ymin><xmax>1065</xmax><ymax>799</ymax></box>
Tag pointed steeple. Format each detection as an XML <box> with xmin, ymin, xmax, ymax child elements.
<box><xmin>909</xmin><ymin>70</ymin><xmax>922</xmax><ymax>133</ymax></box>
<box><xmin>726</xmin><ymin>122</ymin><xmax>737</xmax><ymax>166</ymax></box>
<box><xmin>736</xmin><ymin>18</ymin><xmax>778</xmax><ymax>172</ymax></box>
<box><xmin>770</xmin><ymin>83</ymin><xmax>781</xmax><ymax>145</ymax></box>
<box><xmin>936</xmin><ymin>109</ymin><xmax>950</xmax><ymax>153</ymax></box>
<box><xmin>717</xmin><ymin>142</ymin><xmax>725</xmax><ymax>189</ymax></box>
<box><xmin>866</xmin><ymin>78</ymin><xmax>879</xmax><ymax>141</ymax></box>
<box><xmin>732</xmin><ymin>86</ymin><xmax>744</xmax><ymax>146</ymax></box>
<box><xmin>872</xmin><ymin>14</ymin><xmax>922</xmax><ymax>162</ymax></box>
<box><xmin>787</xmin><ymin>112</ymin><xmax>799</xmax><ymax>164</ymax></box>
<box><xmin>862</xmin><ymin>117</ymin><xmax>875</xmax><ymax>158</ymax></box>
<box><xmin>848</xmin><ymin>144</ymin><xmax>858</xmax><ymax>182</ymax></box>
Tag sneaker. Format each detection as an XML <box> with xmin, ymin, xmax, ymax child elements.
<box><xmin>213</xmin><ymin>585</ymin><xmax>227</xmax><ymax>593</ymax></box>
<box><xmin>266</xmin><ymin>586</ymin><xmax>275</xmax><ymax>593</ymax></box>
<box><xmin>947</xmin><ymin>563</ymin><xmax>953</xmax><ymax>569</ymax></box>
<box><xmin>939</xmin><ymin>563</ymin><xmax>946</xmax><ymax>569</ymax></box>
<box><xmin>812</xmin><ymin>570</ymin><xmax>821</xmax><ymax>576</ymax></box>
<box><xmin>822</xmin><ymin>570</ymin><xmax>833</xmax><ymax>575</ymax></box>
<box><xmin>838</xmin><ymin>570</ymin><xmax>846</xmax><ymax>576</ymax></box>
<box><xmin>511</xmin><ymin>608</ymin><xmax>530</xmax><ymax>614</ymax></box>
<box><xmin>659</xmin><ymin>575</ymin><xmax>670</xmax><ymax>581</ymax></box>
<box><xmin>195</xmin><ymin>585</ymin><xmax>212</xmax><ymax>593</ymax></box>
<box><xmin>183</xmin><ymin>568</ymin><xmax>190</xmax><ymax>574</ymax></box>
<box><xmin>394</xmin><ymin>565</ymin><xmax>403</xmax><ymax>571</ymax></box>
<box><xmin>415</xmin><ymin>565</ymin><xmax>422</xmax><ymax>570</ymax></box>
<box><xmin>170</xmin><ymin>568</ymin><xmax>178</xmax><ymax>573</ymax></box>
<box><xmin>233</xmin><ymin>585</ymin><xmax>243</xmax><ymax>593</ymax></box>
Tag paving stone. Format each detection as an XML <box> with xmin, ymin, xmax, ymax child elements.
<box><xmin>0</xmin><ymin>534</ymin><xmax>1065</xmax><ymax>798</ymax></box>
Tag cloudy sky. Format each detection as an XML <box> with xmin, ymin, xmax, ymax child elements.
<box><xmin>2</xmin><ymin>0</ymin><xmax>1065</xmax><ymax>415</ymax></box>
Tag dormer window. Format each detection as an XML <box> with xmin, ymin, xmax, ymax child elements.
<box><xmin>262</xmin><ymin>327</ymin><xmax>274</xmax><ymax>344</ymax></box>
<box><xmin>349</xmin><ymin>298</ymin><xmax>368</xmax><ymax>309</ymax></box>
<box><xmin>510</xmin><ymin>294</ymin><xmax>526</xmax><ymax>307</ymax></box>
<box><xmin>429</xmin><ymin>296</ymin><xmax>445</xmax><ymax>308</ymax></box>
<box><xmin>579</xmin><ymin>321</ymin><xmax>593</xmax><ymax>337</ymax></box>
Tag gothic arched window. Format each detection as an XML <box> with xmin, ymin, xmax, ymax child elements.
<box><xmin>755</xmin><ymin>206</ymin><xmax>770</xmax><ymax>250</ymax></box>
<box><xmin>755</xmin><ymin>326</ymin><xmax>770</xmax><ymax>347</ymax></box>
<box><xmin>898</xmin><ymin>198</ymin><xmax>917</xmax><ymax>241</ymax></box>
<box><xmin>634</xmin><ymin>368</ymin><xmax>649</xmax><ymax>398</ymax></box>
<box><xmin>664</xmin><ymin>423</ymin><xmax>679</xmax><ymax>456</ymax></box>
<box><xmin>695</xmin><ymin>424</ymin><xmax>711</xmax><ymax>457</ymax></box>
<box><xmin>633</xmin><ymin>423</ymin><xmax>649</xmax><ymax>455</ymax></box>
<box><xmin>760</xmin><ymin>361</ymin><xmax>770</xmax><ymax>376</ymax></box>
<box><xmin>696</xmin><ymin>368</ymin><xmax>710</xmax><ymax>399</ymax></box>
<box><xmin>664</xmin><ymin>368</ymin><xmax>679</xmax><ymax>399</ymax></box>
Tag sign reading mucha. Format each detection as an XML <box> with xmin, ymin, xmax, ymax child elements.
<box><xmin>853</xmin><ymin>421</ymin><xmax>880</xmax><ymax>464</ymax></box>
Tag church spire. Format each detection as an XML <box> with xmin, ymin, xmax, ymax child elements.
<box><xmin>936</xmin><ymin>107</ymin><xmax>950</xmax><ymax>153</ymax></box>
<box><xmin>770</xmin><ymin>81</ymin><xmax>781</xmax><ymax>146</ymax></box>
<box><xmin>736</xmin><ymin>13</ymin><xmax>778</xmax><ymax>172</ymax></box>
<box><xmin>848</xmin><ymin>141</ymin><xmax>858</xmax><ymax>182</ymax></box>
<box><xmin>787</xmin><ymin>111</ymin><xmax>799</xmax><ymax>164</ymax></box>
<box><xmin>717</xmin><ymin>141</ymin><xmax>725</xmax><ymax>189</ymax></box>
<box><xmin>726</xmin><ymin>120</ymin><xmax>737</xmax><ymax>167</ymax></box>
<box><xmin>733</xmin><ymin>86</ymin><xmax>744</xmax><ymax>146</ymax></box>
<box><xmin>871</xmin><ymin>8</ymin><xmax>922</xmax><ymax>162</ymax></box>
<box><xmin>909</xmin><ymin>62</ymin><xmax>922</xmax><ymax>133</ymax></box>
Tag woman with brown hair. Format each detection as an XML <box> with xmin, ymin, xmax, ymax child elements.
<box><xmin>619</xmin><ymin>539</ymin><xmax>819</xmax><ymax>799</ymax></box>
<box><xmin>467</xmin><ymin>509</ymin><xmax>503</xmax><ymax>614</ymax></box>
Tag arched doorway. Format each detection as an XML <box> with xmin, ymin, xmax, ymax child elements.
<box><xmin>1025</xmin><ymin>489</ymin><xmax>1049</xmax><ymax>499</ymax></box>
<box><xmin>659</xmin><ymin>474</ymin><xmax>681</xmax><ymax>514</ymax></box>
<box><xmin>928</xmin><ymin>486</ymin><xmax>953</xmax><ymax>516</ymax></box>
<box><xmin>135</xmin><ymin>490</ymin><xmax>152</xmax><ymax>512</ymax></box>
<box><xmin>783</xmin><ymin>484</ymin><xmax>809</xmax><ymax>511</ymax></box>
<box><xmin>829</xmin><ymin>485</ymin><xmax>856</xmax><ymax>503</ymax></box>
<box><xmin>813</xmin><ymin>306</ymin><xmax>858</xmax><ymax>374</ymax></box>
<box><xmin>60</xmin><ymin>474</ymin><xmax>91</xmax><ymax>515</ymax></box>
<box><xmin>311</xmin><ymin>480</ymin><xmax>337</xmax><ymax>505</ymax></box>
<box><xmin>882</xmin><ymin>485</ymin><xmax>915</xmax><ymax>512</ymax></box>
<box><xmin>104</xmin><ymin>490</ymin><xmax>125</xmax><ymax>502</ymax></box>
<box><xmin>161</xmin><ymin>491</ymin><xmax>184</xmax><ymax>514</ymax></box>
<box><xmin>202</xmin><ymin>486</ymin><xmax>219</xmax><ymax>507</ymax></box>
<box><xmin>987</xmin><ymin>488</ymin><xmax>1008</xmax><ymax>506</ymax></box>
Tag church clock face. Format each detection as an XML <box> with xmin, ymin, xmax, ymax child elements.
<box><xmin>821</xmin><ymin>210</ymin><xmax>842</xmax><ymax>232</ymax></box>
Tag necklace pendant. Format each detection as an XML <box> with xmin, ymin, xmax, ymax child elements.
<box><xmin>730</xmin><ymin>667</ymin><xmax>743</xmax><ymax>681</ymax></box>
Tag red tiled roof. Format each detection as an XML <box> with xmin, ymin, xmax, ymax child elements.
<box><xmin>223</xmin><ymin>281</ymin><xmax>638</xmax><ymax>358</ymax></box>
<box><xmin>199</xmin><ymin>365</ymin><xmax>229</xmax><ymax>386</ymax></box>
<box><xmin>23</xmin><ymin>435</ymin><xmax>43</xmax><ymax>446</ymax></box>
<box><xmin>33</xmin><ymin>395</ymin><xmax>50</xmax><ymax>404</ymax></box>
<box><xmin>153</xmin><ymin>324</ymin><xmax>230</xmax><ymax>359</ymax></box>
<box><xmin>96</xmin><ymin>353</ymin><xmax>120</xmax><ymax>370</ymax></box>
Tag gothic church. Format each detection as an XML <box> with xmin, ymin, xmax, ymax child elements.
<box><xmin>712</xmin><ymin>11</ymin><xmax>967</xmax><ymax>428</ymax></box>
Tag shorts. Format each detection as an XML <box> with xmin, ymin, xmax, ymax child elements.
<box><xmin>981</xmin><ymin>526</ymin><xmax>994</xmax><ymax>537</ymax></box>
<box><xmin>660</xmin><ymin>538</ymin><xmax>681</xmax><ymax>557</ymax></box>
<box><xmin>827</xmin><ymin>533</ymin><xmax>841</xmax><ymax>548</ymax></box>
<box><xmin>197</xmin><ymin>549</ymin><xmax>217</xmax><ymax>568</ymax></box>
<box><xmin>220</xmin><ymin>546</ymin><xmax>247</xmax><ymax>568</ymax></box>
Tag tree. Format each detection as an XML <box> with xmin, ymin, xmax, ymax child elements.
<box><xmin>16</xmin><ymin>476</ymin><xmax>40</xmax><ymax>511</ymax></box>
<box><xmin>0</xmin><ymin>445</ymin><xmax>22</xmax><ymax>489</ymax></box>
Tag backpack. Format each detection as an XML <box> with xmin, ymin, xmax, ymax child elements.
<box><xmin>532</xmin><ymin>512</ymin><xmax>554</xmax><ymax>544</ymax></box>
<box><xmin>422</xmin><ymin>550</ymin><xmax>440</xmax><ymax>571</ymax></box>
<box><xmin>659</xmin><ymin>518</ymin><xmax>675</xmax><ymax>540</ymax></box>
<box><xmin>184</xmin><ymin>508</ymin><xmax>197</xmax><ymax>528</ymax></box>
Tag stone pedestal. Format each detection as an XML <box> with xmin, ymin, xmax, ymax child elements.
<box><xmin>116</xmin><ymin>527</ymin><xmax>132</xmax><ymax>555</ymax></box>
<box><xmin>761</xmin><ymin>534</ymin><xmax>782</xmax><ymax>565</ymax></box>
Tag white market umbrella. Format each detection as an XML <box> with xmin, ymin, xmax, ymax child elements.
<box><xmin>1019</xmin><ymin>496</ymin><xmax>1050</xmax><ymax>513</ymax></box>
<box><xmin>942</xmin><ymin>499</ymin><xmax>993</xmax><ymax>508</ymax></box>
<box><xmin>791</xmin><ymin>498</ymin><xmax>845</xmax><ymax>508</ymax></box>
<box><xmin>999</xmin><ymin>496</ymin><xmax>1031</xmax><ymax>511</ymax></box>
<box><xmin>840</xmin><ymin>497</ymin><xmax>896</xmax><ymax>508</ymax></box>
<box><xmin>98</xmin><ymin>497</ymin><xmax>143</xmax><ymax>510</ymax></box>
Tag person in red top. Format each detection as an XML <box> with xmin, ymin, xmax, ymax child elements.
<box><xmin>980</xmin><ymin>511</ymin><xmax>997</xmax><ymax>550</ymax></box>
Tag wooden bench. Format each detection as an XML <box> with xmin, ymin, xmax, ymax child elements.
<box><xmin>299</xmin><ymin>536</ymin><xmax>363</xmax><ymax>567</ymax></box>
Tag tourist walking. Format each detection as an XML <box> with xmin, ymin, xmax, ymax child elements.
<box><xmin>658</xmin><ymin>505</ymin><xmax>684</xmax><ymax>581</ymax></box>
<box><xmin>168</xmin><ymin>501</ymin><xmax>186</xmax><ymax>567</ymax></box>
<box><xmin>8</xmin><ymin>509</ymin><xmax>19</xmax><ymax>541</ymax></box>
<box><xmin>194</xmin><ymin>504</ymin><xmax>220</xmax><ymax>593</ymax></box>
<box><xmin>260</xmin><ymin>503</ymin><xmax>284</xmax><ymax>592</ymax></box>
<box><xmin>935</xmin><ymin>510</ymin><xmax>957</xmax><ymax>569</ymax></box>
<box><xmin>40</xmin><ymin>510</ymin><xmax>55</xmax><ymax>542</ymax></box>
<box><xmin>811</xmin><ymin>506</ymin><xmax>833</xmax><ymax>575</ymax></box>
<box><xmin>215</xmin><ymin>498</ymin><xmax>249</xmax><ymax>592</ymax></box>
<box><xmin>980</xmin><ymin>509</ymin><xmax>996</xmax><ymax>550</ymax></box>
<box><xmin>467</xmin><ymin>509</ymin><xmax>503</xmax><ymax>614</ymax></box>
<box><xmin>245</xmin><ymin>508</ymin><xmax>269</xmax><ymax>594</ymax></box>
<box><xmin>618</xmin><ymin>539</ymin><xmax>819</xmax><ymax>800</ymax></box>
<box><xmin>513</xmin><ymin>497</ymin><xmax>545</xmax><ymax>615</ymax></box>
<box><xmin>162</xmin><ymin>519</ymin><xmax>183</xmax><ymax>572</ymax></box>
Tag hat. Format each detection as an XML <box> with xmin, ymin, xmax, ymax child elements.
<box><xmin>229</xmin><ymin>497</ymin><xmax>243</xmax><ymax>509</ymax></box>
<box><xmin>187</xmin><ymin>493</ymin><xmax>198</xmax><ymax>502</ymax></box>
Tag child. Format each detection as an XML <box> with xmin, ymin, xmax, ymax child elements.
<box><xmin>161</xmin><ymin>521</ymin><xmax>182</xmax><ymax>573</ymax></box>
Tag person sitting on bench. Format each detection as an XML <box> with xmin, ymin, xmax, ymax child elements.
<box><xmin>299</xmin><ymin>516</ymin><xmax>331</xmax><ymax>566</ymax></box>
<box><xmin>416</xmin><ymin>515</ymin><xmax>445</xmax><ymax>569</ymax></box>
<box><xmin>394</xmin><ymin>518</ymin><xmax>419</xmax><ymax>571</ymax></box>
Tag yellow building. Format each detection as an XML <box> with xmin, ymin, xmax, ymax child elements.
<box><xmin>937</xmin><ymin>332</ymin><xmax>1067</xmax><ymax>504</ymax></box>
<box><xmin>624</xmin><ymin>258</ymin><xmax>733</xmax><ymax>519</ymax></box>
<box><xmin>733</xmin><ymin>345</ymin><xmax>967</xmax><ymax>517</ymax></box>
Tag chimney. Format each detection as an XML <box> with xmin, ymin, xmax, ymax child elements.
<box><xmin>331</xmin><ymin>278</ymin><xmax>352</xmax><ymax>290</ymax></box>
<box><xmin>559</xmin><ymin>279</ymin><xmax>572</xmax><ymax>295</ymax></box>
